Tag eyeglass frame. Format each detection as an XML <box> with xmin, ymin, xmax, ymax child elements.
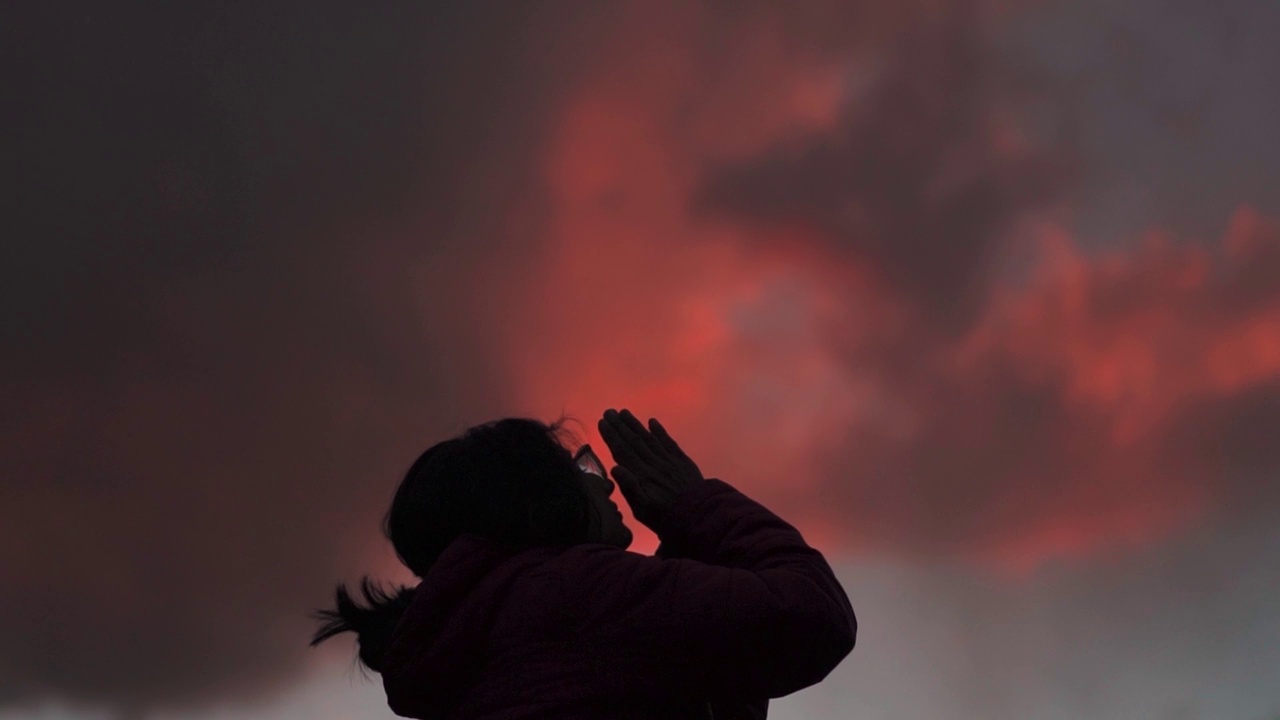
<box><xmin>573</xmin><ymin>444</ymin><xmax>607</xmax><ymax>478</ymax></box>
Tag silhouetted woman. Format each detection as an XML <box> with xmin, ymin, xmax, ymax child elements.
<box><xmin>311</xmin><ymin>408</ymin><xmax>856</xmax><ymax>719</ymax></box>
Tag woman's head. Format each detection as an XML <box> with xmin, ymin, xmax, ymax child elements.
<box><xmin>310</xmin><ymin>415</ymin><xmax>630</xmax><ymax>672</ymax></box>
<box><xmin>386</xmin><ymin>415</ymin><xmax>631</xmax><ymax>577</ymax></box>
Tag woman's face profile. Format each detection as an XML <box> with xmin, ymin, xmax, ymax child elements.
<box><xmin>580</xmin><ymin>470</ymin><xmax>633</xmax><ymax>549</ymax></box>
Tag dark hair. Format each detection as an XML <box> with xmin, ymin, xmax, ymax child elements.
<box><xmin>309</xmin><ymin>415</ymin><xmax>592</xmax><ymax>673</ymax></box>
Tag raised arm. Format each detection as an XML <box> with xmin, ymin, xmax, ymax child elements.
<box><xmin>569</xmin><ymin>409</ymin><xmax>856</xmax><ymax>702</ymax></box>
<box><xmin>564</xmin><ymin>476</ymin><xmax>855</xmax><ymax>700</ymax></box>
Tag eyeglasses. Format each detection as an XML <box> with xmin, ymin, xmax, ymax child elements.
<box><xmin>573</xmin><ymin>444</ymin><xmax>607</xmax><ymax>478</ymax></box>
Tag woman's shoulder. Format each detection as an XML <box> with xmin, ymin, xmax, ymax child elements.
<box><xmin>553</xmin><ymin>542</ymin><xmax>659</xmax><ymax>577</ymax></box>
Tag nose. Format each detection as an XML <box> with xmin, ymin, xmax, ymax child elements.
<box><xmin>592</xmin><ymin>472</ymin><xmax>615</xmax><ymax>497</ymax></box>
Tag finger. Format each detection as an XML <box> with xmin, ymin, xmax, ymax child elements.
<box><xmin>609</xmin><ymin>465</ymin><xmax>645</xmax><ymax>504</ymax></box>
<box><xmin>599</xmin><ymin>410</ymin><xmax>640</xmax><ymax>463</ymax></box>
<box><xmin>651</xmin><ymin>418</ymin><xmax>701</xmax><ymax>479</ymax></box>
<box><xmin>619</xmin><ymin>408</ymin><xmax>670</xmax><ymax>463</ymax></box>
<box><xmin>648</xmin><ymin>418</ymin><xmax>685</xmax><ymax>458</ymax></box>
<box><xmin>596</xmin><ymin>413</ymin><xmax>629</xmax><ymax>463</ymax></box>
<box><xmin>607</xmin><ymin>409</ymin><xmax>660</xmax><ymax>468</ymax></box>
<box><xmin>609</xmin><ymin>464</ymin><xmax>636</xmax><ymax>489</ymax></box>
<box><xmin>599</xmin><ymin>411</ymin><xmax>652</xmax><ymax>471</ymax></box>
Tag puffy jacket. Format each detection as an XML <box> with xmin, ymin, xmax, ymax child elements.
<box><xmin>381</xmin><ymin>477</ymin><xmax>857</xmax><ymax>719</ymax></box>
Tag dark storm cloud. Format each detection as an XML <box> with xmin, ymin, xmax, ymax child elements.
<box><xmin>3</xmin><ymin>0</ymin><xmax>1279</xmax><ymax>716</ymax></box>
<box><xmin>803</xmin><ymin>204</ymin><xmax>1280</xmax><ymax>563</ymax></box>
<box><xmin>690</xmin><ymin>0</ymin><xmax>1280</xmax><ymax>565</ymax></box>
<box><xmin>1163</xmin><ymin>378</ymin><xmax>1280</xmax><ymax>523</ymax></box>
<box><xmin>1013</xmin><ymin>0</ymin><xmax>1280</xmax><ymax>245</ymax></box>
<box><xmin>695</xmin><ymin>2</ymin><xmax>1073</xmax><ymax>334</ymax></box>
<box><xmin>0</xmin><ymin>1</ymin><xmax>604</xmax><ymax>714</ymax></box>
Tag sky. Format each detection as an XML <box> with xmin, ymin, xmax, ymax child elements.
<box><xmin>2</xmin><ymin>1</ymin><xmax>1278</xmax><ymax>719</ymax></box>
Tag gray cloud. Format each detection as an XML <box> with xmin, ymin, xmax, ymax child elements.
<box><xmin>755</xmin><ymin>202</ymin><xmax>1280</xmax><ymax>567</ymax></box>
<box><xmin>3</xmin><ymin>0</ymin><xmax>1279</xmax><ymax>717</ymax></box>
<box><xmin>687</xmin><ymin>0</ymin><xmax>1280</xmax><ymax>566</ymax></box>
<box><xmin>0</xmin><ymin>1</ymin><xmax>599</xmax><ymax>714</ymax></box>
<box><xmin>695</xmin><ymin>2</ymin><xmax>1074</xmax><ymax>334</ymax></box>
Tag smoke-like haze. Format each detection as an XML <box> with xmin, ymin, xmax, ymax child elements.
<box><xmin>2</xmin><ymin>0</ymin><xmax>1277</xmax><ymax>718</ymax></box>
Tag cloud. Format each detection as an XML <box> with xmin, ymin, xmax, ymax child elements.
<box><xmin>695</xmin><ymin>1</ymin><xmax>1073</xmax><ymax>333</ymax></box>
<box><xmin>808</xmin><ymin>207</ymin><xmax>1280</xmax><ymax>570</ymax></box>
<box><xmin>0</xmin><ymin>1</ymin><xmax>599</xmax><ymax>714</ymax></box>
<box><xmin>3</xmin><ymin>0</ymin><xmax>1278</xmax><ymax>716</ymax></box>
<box><xmin>492</xmin><ymin>0</ymin><xmax>1280</xmax><ymax>577</ymax></box>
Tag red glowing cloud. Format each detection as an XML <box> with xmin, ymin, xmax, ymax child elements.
<box><xmin>5</xmin><ymin>1</ymin><xmax>1278</xmax><ymax>714</ymax></box>
<box><xmin>489</xmin><ymin>3</ymin><xmax>1280</xmax><ymax>573</ymax></box>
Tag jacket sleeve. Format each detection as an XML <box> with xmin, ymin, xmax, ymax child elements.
<box><xmin>560</xmin><ymin>478</ymin><xmax>856</xmax><ymax>702</ymax></box>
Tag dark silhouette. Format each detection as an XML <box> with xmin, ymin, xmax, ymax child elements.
<box><xmin>311</xmin><ymin>408</ymin><xmax>856</xmax><ymax>719</ymax></box>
